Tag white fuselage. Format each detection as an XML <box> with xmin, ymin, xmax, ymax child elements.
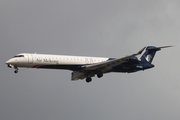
<box><xmin>6</xmin><ymin>53</ymin><xmax>109</xmax><ymax>69</ymax></box>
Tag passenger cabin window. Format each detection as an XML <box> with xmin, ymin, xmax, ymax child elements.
<box><xmin>13</xmin><ymin>55</ymin><xmax>24</xmax><ymax>58</ymax></box>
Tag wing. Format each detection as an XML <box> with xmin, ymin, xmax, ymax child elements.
<box><xmin>82</xmin><ymin>47</ymin><xmax>146</xmax><ymax>72</ymax></box>
<box><xmin>71</xmin><ymin>47</ymin><xmax>146</xmax><ymax>80</ymax></box>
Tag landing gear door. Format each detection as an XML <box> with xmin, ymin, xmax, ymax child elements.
<box><xmin>27</xmin><ymin>54</ymin><xmax>33</xmax><ymax>64</ymax></box>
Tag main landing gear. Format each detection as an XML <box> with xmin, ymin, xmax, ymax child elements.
<box><xmin>97</xmin><ymin>72</ymin><xmax>103</xmax><ymax>78</ymax></box>
<box><xmin>85</xmin><ymin>72</ymin><xmax>103</xmax><ymax>83</ymax></box>
<box><xmin>86</xmin><ymin>77</ymin><xmax>92</xmax><ymax>83</ymax></box>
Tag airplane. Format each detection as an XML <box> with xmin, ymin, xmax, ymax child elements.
<box><xmin>6</xmin><ymin>46</ymin><xmax>172</xmax><ymax>83</ymax></box>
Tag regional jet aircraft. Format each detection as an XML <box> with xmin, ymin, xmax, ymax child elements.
<box><xmin>6</xmin><ymin>46</ymin><xmax>172</xmax><ymax>83</ymax></box>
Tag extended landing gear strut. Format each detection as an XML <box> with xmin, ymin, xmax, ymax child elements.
<box><xmin>14</xmin><ymin>67</ymin><xmax>19</xmax><ymax>74</ymax></box>
<box><xmin>7</xmin><ymin>64</ymin><xmax>19</xmax><ymax>74</ymax></box>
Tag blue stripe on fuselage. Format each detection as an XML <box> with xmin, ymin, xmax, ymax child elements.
<box><xmin>36</xmin><ymin>64</ymin><xmax>85</xmax><ymax>71</ymax></box>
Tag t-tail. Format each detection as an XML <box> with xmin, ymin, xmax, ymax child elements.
<box><xmin>140</xmin><ymin>46</ymin><xmax>173</xmax><ymax>63</ymax></box>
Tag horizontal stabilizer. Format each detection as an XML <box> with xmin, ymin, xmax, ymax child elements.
<box><xmin>140</xmin><ymin>45</ymin><xmax>173</xmax><ymax>63</ymax></box>
<box><xmin>158</xmin><ymin>45</ymin><xmax>173</xmax><ymax>49</ymax></box>
<box><xmin>148</xmin><ymin>46</ymin><xmax>173</xmax><ymax>50</ymax></box>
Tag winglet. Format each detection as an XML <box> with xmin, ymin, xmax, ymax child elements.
<box><xmin>137</xmin><ymin>47</ymin><xmax>146</xmax><ymax>55</ymax></box>
<box><xmin>131</xmin><ymin>47</ymin><xmax>146</xmax><ymax>57</ymax></box>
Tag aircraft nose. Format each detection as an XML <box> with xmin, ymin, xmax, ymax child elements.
<box><xmin>6</xmin><ymin>59</ymin><xmax>13</xmax><ymax>68</ymax></box>
<box><xmin>6</xmin><ymin>60</ymin><xmax>11</xmax><ymax>64</ymax></box>
<box><xmin>6</xmin><ymin>59</ymin><xmax>15</xmax><ymax>65</ymax></box>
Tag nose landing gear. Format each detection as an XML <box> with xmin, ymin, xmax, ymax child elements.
<box><xmin>14</xmin><ymin>69</ymin><xmax>18</xmax><ymax>73</ymax></box>
<box><xmin>6</xmin><ymin>64</ymin><xmax>19</xmax><ymax>74</ymax></box>
<box><xmin>14</xmin><ymin>67</ymin><xmax>19</xmax><ymax>74</ymax></box>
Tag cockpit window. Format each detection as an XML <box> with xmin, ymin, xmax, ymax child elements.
<box><xmin>13</xmin><ymin>55</ymin><xmax>24</xmax><ymax>58</ymax></box>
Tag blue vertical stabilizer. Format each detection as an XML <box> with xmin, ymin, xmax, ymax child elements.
<box><xmin>140</xmin><ymin>46</ymin><xmax>160</xmax><ymax>63</ymax></box>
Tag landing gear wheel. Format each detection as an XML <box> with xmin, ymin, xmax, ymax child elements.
<box><xmin>86</xmin><ymin>77</ymin><xmax>92</xmax><ymax>83</ymax></box>
<box><xmin>97</xmin><ymin>73</ymin><xmax>103</xmax><ymax>78</ymax></box>
<box><xmin>14</xmin><ymin>67</ymin><xmax>19</xmax><ymax>74</ymax></box>
<box><xmin>14</xmin><ymin>70</ymin><xmax>18</xmax><ymax>74</ymax></box>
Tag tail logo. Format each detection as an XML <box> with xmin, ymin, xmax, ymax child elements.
<box><xmin>146</xmin><ymin>55</ymin><xmax>152</xmax><ymax>62</ymax></box>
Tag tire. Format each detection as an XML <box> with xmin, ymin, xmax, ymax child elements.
<box><xmin>86</xmin><ymin>77</ymin><xmax>92</xmax><ymax>83</ymax></box>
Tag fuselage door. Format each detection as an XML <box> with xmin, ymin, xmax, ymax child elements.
<box><xmin>27</xmin><ymin>54</ymin><xmax>33</xmax><ymax>64</ymax></box>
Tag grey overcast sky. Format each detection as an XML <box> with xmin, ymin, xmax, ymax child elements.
<box><xmin>1</xmin><ymin>0</ymin><xmax>180</xmax><ymax>120</ymax></box>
